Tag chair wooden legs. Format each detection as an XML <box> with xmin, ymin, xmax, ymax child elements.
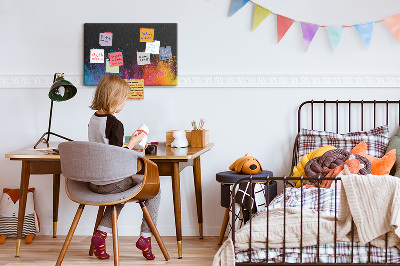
<box><xmin>218</xmin><ymin>208</ymin><xmax>230</xmax><ymax>245</ymax></box>
<box><xmin>59</xmin><ymin>203</ymin><xmax>165</xmax><ymax>265</ymax></box>
<box><xmin>139</xmin><ymin>201</ymin><xmax>170</xmax><ymax>261</ymax></box>
<box><xmin>111</xmin><ymin>205</ymin><xmax>120</xmax><ymax>266</ymax></box>
<box><xmin>56</xmin><ymin>204</ymin><xmax>85</xmax><ymax>266</ymax></box>
<box><xmin>89</xmin><ymin>206</ymin><xmax>105</xmax><ymax>256</ymax></box>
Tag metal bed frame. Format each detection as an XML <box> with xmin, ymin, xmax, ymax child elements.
<box><xmin>232</xmin><ymin>100</ymin><xmax>400</xmax><ymax>265</ymax></box>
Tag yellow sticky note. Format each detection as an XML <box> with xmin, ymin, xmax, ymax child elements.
<box><xmin>140</xmin><ymin>28</ymin><xmax>155</xmax><ymax>42</ymax></box>
<box><xmin>125</xmin><ymin>79</ymin><xmax>144</xmax><ymax>100</ymax></box>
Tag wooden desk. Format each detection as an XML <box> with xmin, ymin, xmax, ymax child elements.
<box><xmin>5</xmin><ymin>142</ymin><xmax>213</xmax><ymax>259</ymax></box>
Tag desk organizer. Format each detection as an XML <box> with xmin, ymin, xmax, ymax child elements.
<box><xmin>166</xmin><ymin>130</ymin><xmax>209</xmax><ymax>147</ymax></box>
<box><xmin>166</xmin><ymin>130</ymin><xmax>192</xmax><ymax>146</ymax></box>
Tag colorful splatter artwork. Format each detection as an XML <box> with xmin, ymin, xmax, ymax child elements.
<box><xmin>84</xmin><ymin>23</ymin><xmax>178</xmax><ymax>86</ymax></box>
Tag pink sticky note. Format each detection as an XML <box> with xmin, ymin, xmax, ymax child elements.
<box><xmin>108</xmin><ymin>52</ymin><xmax>123</xmax><ymax>67</ymax></box>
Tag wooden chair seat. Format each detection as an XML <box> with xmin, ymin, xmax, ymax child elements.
<box><xmin>55</xmin><ymin>141</ymin><xmax>169</xmax><ymax>266</ymax></box>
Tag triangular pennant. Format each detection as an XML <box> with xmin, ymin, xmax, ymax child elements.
<box><xmin>230</xmin><ymin>0</ymin><xmax>250</xmax><ymax>17</ymax></box>
<box><xmin>354</xmin><ymin>22</ymin><xmax>374</xmax><ymax>49</ymax></box>
<box><xmin>301</xmin><ymin>22</ymin><xmax>319</xmax><ymax>52</ymax></box>
<box><xmin>277</xmin><ymin>15</ymin><xmax>295</xmax><ymax>43</ymax></box>
<box><xmin>383</xmin><ymin>14</ymin><xmax>400</xmax><ymax>44</ymax></box>
<box><xmin>252</xmin><ymin>4</ymin><xmax>271</xmax><ymax>31</ymax></box>
<box><xmin>326</xmin><ymin>25</ymin><xmax>345</xmax><ymax>52</ymax></box>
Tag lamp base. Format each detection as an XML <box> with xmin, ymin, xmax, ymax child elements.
<box><xmin>33</xmin><ymin>132</ymin><xmax>73</xmax><ymax>149</ymax></box>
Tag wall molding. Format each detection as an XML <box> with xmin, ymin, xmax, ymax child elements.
<box><xmin>1</xmin><ymin>75</ymin><xmax>399</xmax><ymax>88</ymax></box>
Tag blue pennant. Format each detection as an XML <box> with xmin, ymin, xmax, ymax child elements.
<box><xmin>230</xmin><ymin>0</ymin><xmax>250</xmax><ymax>17</ymax></box>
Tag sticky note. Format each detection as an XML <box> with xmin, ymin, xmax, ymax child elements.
<box><xmin>99</xmin><ymin>32</ymin><xmax>113</xmax><ymax>46</ymax></box>
<box><xmin>108</xmin><ymin>52</ymin><xmax>123</xmax><ymax>67</ymax></box>
<box><xmin>159</xmin><ymin>46</ymin><xmax>172</xmax><ymax>60</ymax></box>
<box><xmin>125</xmin><ymin>79</ymin><xmax>144</xmax><ymax>100</ymax></box>
<box><xmin>137</xmin><ymin>52</ymin><xmax>150</xmax><ymax>66</ymax></box>
<box><xmin>105</xmin><ymin>59</ymin><xmax>119</xmax><ymax>73</ymax></box>
<box><xmin>145</xmin><ymin>40</ymin><xmax>160</xmax><ymax>54</ymax></box>
<box><xmin>140</xmin><ymin>28</ymin><xmax>155</xmax><ymax>42</ymax></box>
<box><xmin>90</xmin><ymin>49</ymin><xmax>104</xmax><ymax>63</ymax></box>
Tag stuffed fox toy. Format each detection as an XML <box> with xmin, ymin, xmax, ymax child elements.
<box><xmin>230</xmin><ymin>154</ymin><xmax>263</xmax><ymax>175</ymax></box>
<box><xmin>0</xmin><ymin>188</ymin><xmax>39</xmax><ymax>244</ymax></box>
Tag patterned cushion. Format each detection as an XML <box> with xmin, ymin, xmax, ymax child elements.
<box><xmin>296</xmin><ymin>125</ymin><xmax>390</xmax><ymax>164</ymax></box>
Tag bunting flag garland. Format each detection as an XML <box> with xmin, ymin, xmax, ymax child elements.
<box><xmin>383</xmin><ymin>14</ymin><xmax>400</xmax><ymax>44</ymax></box>
<box><xmin>230</xmin><ymin>0</ymin><xmax>250</xmax><ymax>17</ymax></box>
<box><xmin>277</xmin><ymin>15</ymin><xmax>295</xmax><ymax>43</ymax></box>
<box><xmin>229</xmin><ymin>0</ymin><xmax>400</xmax><ymax>52</ymax></box>
<box><xmin>326</xmin><ymin>26</ymin><xmax>345</xmax><ymax>52</ymax></box>
<box><xmin>301</xmin><ymin>22</ymin><xmax>319</xmax><ymax>52</ymax></box>
<box><xmin>253</xmin><ymin>4</ymin><xmax>271</xmax><ymax>31</ymax></box>
<box><xmin>354</xmin><ymin>22</ymin><xmax>374</xmax><ymax>49</ymax></box>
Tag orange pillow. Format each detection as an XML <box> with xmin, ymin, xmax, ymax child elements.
<box><xmin>351</xmin><ymin>140</ymin><xmax>396</xmax><ymax>175</ymax></box>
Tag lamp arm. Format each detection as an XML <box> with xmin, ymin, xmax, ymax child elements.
<box><xmin>46</xmin><ymin>100</ymin><xmax>54</xmax><ymax>143</ymax></box>
<box><xmin>33</xmin><ymin>73</ymin><xmax>75</xmax><ymax>149</ymax></box>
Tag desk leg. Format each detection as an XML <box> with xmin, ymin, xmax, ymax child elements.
<box><xmin>193</xmin><ymin>157</ymin><xmax>203</xmax><ymax>239</ymax></box>
<box><xmin>171</xmin><ymin>162</ymin><xmax>182</xmax><ymax>259</ymax></box>
<box><xmin>53</xmin><ymin>174</ymin><xmax>60</xmax><ymax>238</ymax></box>
<box><xmin>16</xmin><ymin>161</ymin><xmax>31</xmax><ymax>257</ymax></box>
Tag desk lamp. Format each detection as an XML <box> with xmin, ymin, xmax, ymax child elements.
<box><xmin>33</xmin><ymin>73</ymin><xmax>77</xmax><ymax>149</ymax></box>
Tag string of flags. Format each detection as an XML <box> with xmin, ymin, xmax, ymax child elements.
<box><xmin>230</xmin><ymin>0</ymin><xmax>400</xmax><ymax>52</ymax></box>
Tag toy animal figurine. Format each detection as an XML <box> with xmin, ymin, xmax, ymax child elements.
<box><xmin>230</xmin><ymin>154</ymin><xmax>263</xmax><ymax>175</ymax></box>
<box><xmin>171</xmin><ymin>130</ymin><xmax>188</xmax><ymax>148</ymax></box>
<box><xmin>0</xmin><ymin>188</ymin><xmax>39</xmax><ymax>244</ymax></box>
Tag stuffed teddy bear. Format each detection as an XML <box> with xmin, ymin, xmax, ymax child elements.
<box><xmin>230</xmin><ymin>154</ymin><xmax>263</xmax><ymax>175</ymax></box>
<box><xmin>171</xmin><ymin>130</ymin><xmax>188</xmax><ymax>148</ymax></box>
<box><xmin>0</xmin><ymin>188</ymin><xmax>39</xmax><ymax>244</ymax></box>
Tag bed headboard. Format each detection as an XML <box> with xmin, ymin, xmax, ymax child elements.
<box><xmin>292</xmin><ymin>100</ymin><xmax>400</xmax><ymax>169</ymax></box>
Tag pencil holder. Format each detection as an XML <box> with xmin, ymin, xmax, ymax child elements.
<box><xmin>191</xmin><ymin>130</ymin><xmax>209</xmax><ymax>148</ymax></box>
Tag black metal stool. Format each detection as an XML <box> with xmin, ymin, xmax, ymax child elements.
<box><xmin>216</xmin><ymin>170</ymin><xmax>276</xmax><ymax>245</ymax></box>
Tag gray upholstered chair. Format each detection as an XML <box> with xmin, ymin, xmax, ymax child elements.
<box><xmin>55</xmin><ymin>141</ymin><xmax>169</xmax><ymax>265</ymax></box>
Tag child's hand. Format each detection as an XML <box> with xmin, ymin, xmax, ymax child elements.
<box><xmin>133</xmin><ymin>143</ymin><xmax>148</xmax><ymax>153</ymax></box>
<box><xmin>126</xmin><ymin>131</ymin><xmax>145</xmax><ymax>150</ymax></box>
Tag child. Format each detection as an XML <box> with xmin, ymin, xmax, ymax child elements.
<box><xmin>88</xmin><ymin>75</ymin><xmax>161</xmax><ymax>260</ymax></box>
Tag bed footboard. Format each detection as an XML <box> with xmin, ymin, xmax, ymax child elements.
<box><xmin>231</xmin><ymin>175</ymin><xmax>397</xmax><ymax>265</ymax></box>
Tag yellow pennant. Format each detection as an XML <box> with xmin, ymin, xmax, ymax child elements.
<box><xmin>253</xmin><ymin>4</ymin><xmax>271</xmax><ymax>31</ymax></box>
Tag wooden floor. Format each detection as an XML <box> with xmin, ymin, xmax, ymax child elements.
<box><xmin>0</xmin><ymin>236</ymin><xmax>223</xmax><ymax>265</ymax></box>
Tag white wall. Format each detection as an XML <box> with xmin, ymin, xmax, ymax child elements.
<box><xmin>1</xmin><ymin>0</ymin><xmax>400</xmax><ymax>237</ymax></box>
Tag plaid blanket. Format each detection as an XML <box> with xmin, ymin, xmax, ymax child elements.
<box><xmin>235</xmin><ymin>186</ymin><xmax>400</xmax><ymax>263</ymax></box>
<box><xmin>236</xmin><ymin>242</ymin><xmax>400</xmax><ymax>263</ymax></box>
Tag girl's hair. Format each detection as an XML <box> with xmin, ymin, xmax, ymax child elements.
<box><xmin>90</xmin><ymin>75</ymin><xmax>130</xmax><ymax>114</ymax></box>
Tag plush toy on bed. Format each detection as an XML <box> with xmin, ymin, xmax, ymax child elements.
<box><xmin>0</xmin><ymin>188</ymin><xmax>39</xmax><ymax>244</ymax></box>
<box><xmin>230</xmin><ymin>154</ymin><xmax>263</xmax><ymax>175</ymax></box>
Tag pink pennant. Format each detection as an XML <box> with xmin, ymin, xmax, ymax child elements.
<box><xmin>383</xmin><ymin>14</ymin><xmax>400</xmax><ymax>44</ymax></box>
<box><xmin>277</xmin><ymin>15</ymin><xmax>295</xmax><ymax>43</ymax></box>
<box><xmin>301</xmin><ymin>22</ymin><xmax>320</xmax><ymax>52</ymax></box>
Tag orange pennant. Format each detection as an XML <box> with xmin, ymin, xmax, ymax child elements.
<box><xmin>277</xmin><ymin>15</ymin><xmax>295</xmax><ymax>43</ymax></box>
<box><xmin>383</xmin><ymin>14</ymin><xmax>400</xmax><ymax>44</ymax></box>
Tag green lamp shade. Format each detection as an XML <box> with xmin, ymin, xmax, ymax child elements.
<box><xmin>48</xmin><ymin>77</ymin><xmax>77</xmax><ymax>102</ymax></box>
